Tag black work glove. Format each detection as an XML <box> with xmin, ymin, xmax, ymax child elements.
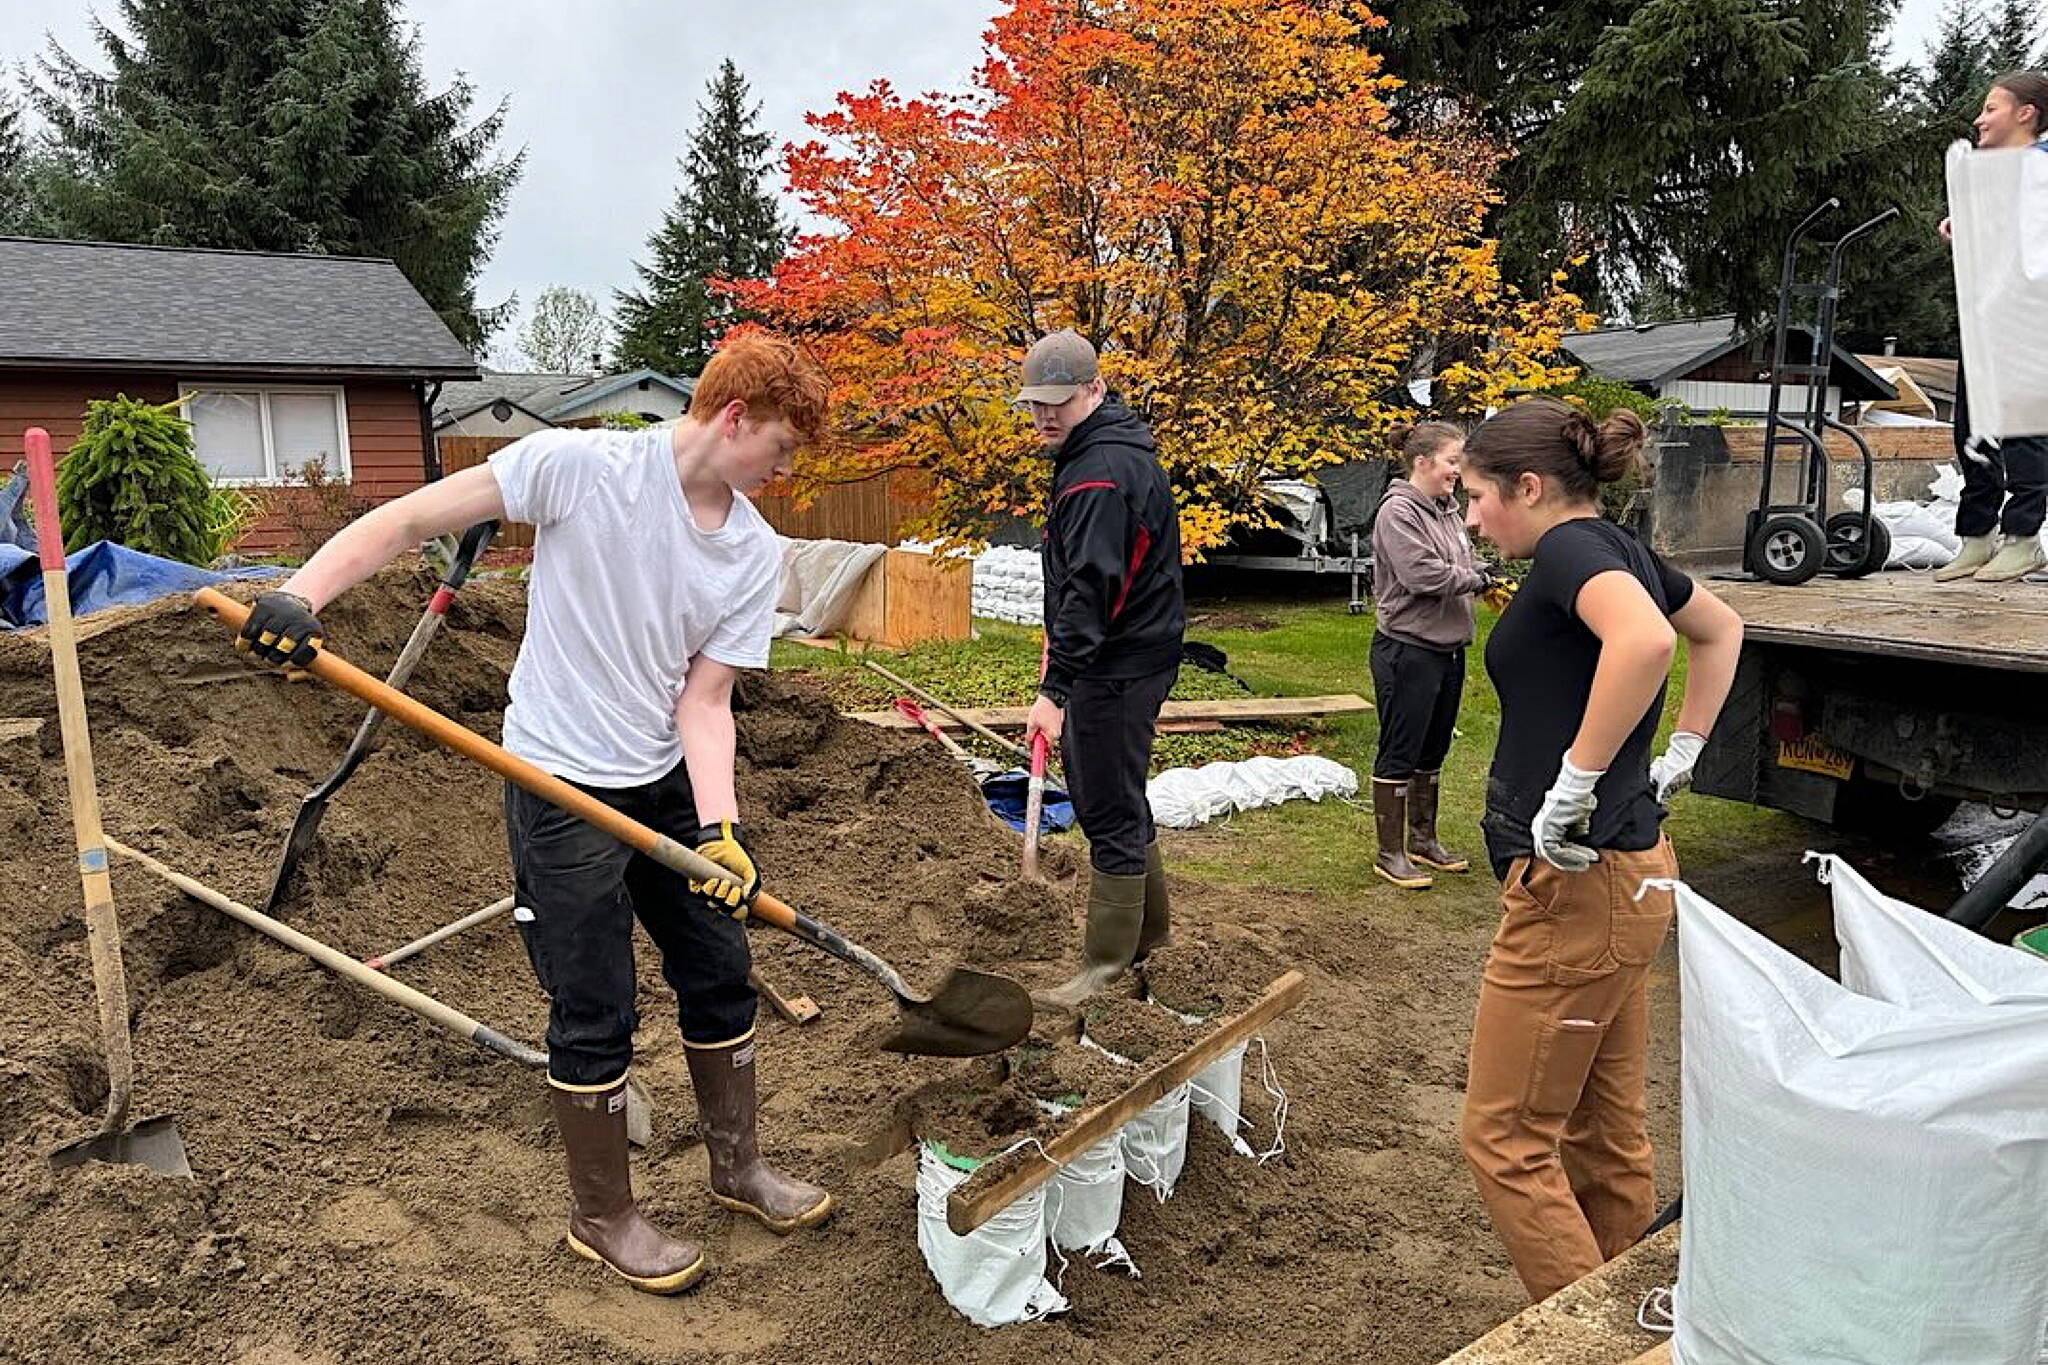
<box><xmin>689</xmin><ymin>820</ymin><xmax>761</xmax><ymax>917</ymax></box>
<box><xmin>236</xmin><ymin>591</ymin><xmax>325</xmax><ymax>669</ymax></box>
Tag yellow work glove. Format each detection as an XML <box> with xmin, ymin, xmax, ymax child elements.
<box><xmin>689</xmin><ymin>820</ymin><xmax>760</xmax><ymax>917</ymax></box>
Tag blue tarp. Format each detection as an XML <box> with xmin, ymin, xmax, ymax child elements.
<box><xmin>979</xmin><ymin>770</ymin><xmax>1077</xmax><ymax>836</ymax></box>
<box><xmin>0</xmin><ymin>466</ymin><xmax>279</xmax><ymax>627</ymax></box>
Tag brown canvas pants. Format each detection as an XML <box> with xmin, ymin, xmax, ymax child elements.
<box><xmin>1460</xmin><ymin>838</ymin><xmax>1677</xmax><ymax>1302</ymax></box>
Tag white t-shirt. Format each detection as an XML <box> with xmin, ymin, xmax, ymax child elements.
<box><xmin>488</xmin><ymin>427</ymin><xmax>779</xmax><ymax>786</ymax></box>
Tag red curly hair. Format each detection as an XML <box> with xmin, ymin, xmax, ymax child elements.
<box><xmin>688</xmin><ymin>330</ymin><xmax>831</xmax><ymax>445</ymax></box>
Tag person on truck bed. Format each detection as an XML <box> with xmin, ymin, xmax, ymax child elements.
<box><xmin>1366</xmin><ymin>419</ymin><xmax>1497</xmax><ymax>890</ymax></box>
<box><xmin>1936</xmin><ymin>70</ymin><xmax>2048</xmax><ymax>585</ymax></box>
<box><xmin>1455</xmin><ymin>397</ymin><xmax>1744</xmax><ymax>1303</ymax></box>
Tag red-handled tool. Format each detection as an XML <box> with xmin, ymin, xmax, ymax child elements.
<box><xmin>1021</xmin><ymin>730</ymin><xmax>1050</xmax><ymax>881</ymax></box>
<box><xmin>28</xmin><ymin>428</ymin><xmax>189</xmax><ymax>1175</ymax></box>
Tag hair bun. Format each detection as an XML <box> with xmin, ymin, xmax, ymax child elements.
<box><xmin>1387</xmin><ymin>420</ymin><xmax>1416</xmax><ymax>448</ymax></box>
<box><xmin>1559</xmin><ymin>407</ymin><xmax>1600</xmax><ymax>470</ymax></box>
<box><xmin>1592</xmin><ymin>409</ymin><xmax>1648</xmax><ymax>484</ymax></box>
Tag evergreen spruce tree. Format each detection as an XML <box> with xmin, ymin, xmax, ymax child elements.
<box><xmin>1375</xmin><ymin>0</ymin><xmax>1901</xmax><ymax>327</ymax></box>
<box><xmin>31</xmin><ymin>0</ymin><xmax>522</xmax><ymax>350</ymax></box>
<box><xmin>0</xmin><ymin>92</ymin><xmax>33</xmax><ymax>235</ymax></box>
<box><xmin>613</xmin><ymin>59</ymin><xmax>787</xmax><ymax>377</ymax></box>
<box><xmin>1923</xmin><ymin>0</ymin><xmax>1989</xmax><ymax>126</ymax></box>
<box><xmin>1985</xmin><ymin>0</ymin><xmax>2042</xmax><ymax>72</ymax></box>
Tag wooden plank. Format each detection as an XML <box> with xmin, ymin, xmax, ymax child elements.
<box><xmin>1708</xmin><ymin>574</ymin><xmax>2048</xmax><ymax>674</ymax></box>
<box><xmin>841</xmin><ymin>549</ymin><xmax>972</xmax><ymax>648</ymax></box>
<box><xmin>1432</xmin><ymin>1224</ymin><xmax>1679</xmax><ymax>1364</ymax></box>
<box><xmin>749</xmin><ymin>968</ymin><xmax>821</xmax><ymax>1026</ymax></box>
<box><xmin>945</xmin><ymin>969</ymin><xmax>1307</xmax><ymax>1235</ymax></box>
<box><xmin>851</xmin><ymin>693</ymin><xmax>1374</xmax><ymax>731</ymax></box>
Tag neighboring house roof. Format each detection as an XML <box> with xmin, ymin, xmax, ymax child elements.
<box><xmin>1855</xmin><ymin>354</ymin><xmax>1957</xmax><ymax>402</ymax></box>
<box><xmin>431</xmin><ymin>367</ymin><xmax>694</xmax><ymax>428</ymax></box>
<box><xmin>0</xmin><ymin>236</ymin><xmax>479</xmax><ymax>380</ymax></box>
<box><xmin>1564</xmin><ymin>315</ymin><xmax>1896</xmax><ymax>401</ymax></box>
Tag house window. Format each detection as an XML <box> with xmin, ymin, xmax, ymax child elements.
<box><xmin>179</xmin><ymin>385</ymin><xmax>350</xmax><ymax>484</ymax></box>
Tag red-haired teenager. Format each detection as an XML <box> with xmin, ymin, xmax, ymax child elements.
<box><xmin>238</xmin><ymin>332</ymin><xmax>836</xmax><ymax>1293</ymax></box>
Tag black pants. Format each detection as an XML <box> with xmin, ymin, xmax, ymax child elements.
<box><xmin>1062</xmin><ymin>667</ymin><xmax>1176</xmax><ymax>876</ymax></box>
<box><xmin>1370</xmin><ymin>633</ymin><xmax>1465</xmax><ymax>780</ymax></box>
<box><xmin>1954</xmin><ymin>361</ymin><xmax>2048</xmax><ymax>538</ymax></box>
<box><xmin>504</xmin><ymin>762</ymin><xmax>755</xmax><ymax>1087</ymax></box>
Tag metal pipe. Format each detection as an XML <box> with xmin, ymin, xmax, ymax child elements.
<box><xmin>1946</xmin><ymin>807</ymin><xmax>2048</xmax><ymax>931</ymax></box>
<box><xmin>106</xmin><ymin>838</ymin><xmax>547</xmax><ymax>1067</ymax></box>
<box><xmin>364</xmin><ymin>896</ymin><xmax>516</xmax><ymax>971</ymax></box>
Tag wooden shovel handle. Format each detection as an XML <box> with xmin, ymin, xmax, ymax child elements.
<box><xmin>194</xmin><ymin>587</ymin><xmax>804</xmax><ymax>935</ymax></box>
<box><xmin>27</xmin><ymin>428</ymin><xmax>135</xmax><ymax>1135</ymax></box>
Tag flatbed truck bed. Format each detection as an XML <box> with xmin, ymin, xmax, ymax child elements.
<box><xmin>1695</xmin><ymin>570</ymin><xmax>2048</xmax><ymax>831</ymax></box>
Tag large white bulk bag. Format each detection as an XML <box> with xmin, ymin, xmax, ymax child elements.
<box><xmin>1820</xmin><ymin>853</ymin><xmax>2048</xmax><ymax>1009</ymax></box>
<box><xmin>1948</xmin><ymin>138</ymin><xmax>2048</xmax><ymax>440</ymax></box>
<box><xmin>1672</xmin><ymin>878</ymin><xmax>2048</xmax><ymax>1365</ymax></box>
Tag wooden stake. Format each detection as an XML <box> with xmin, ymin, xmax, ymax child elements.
<box><xmin>945</xmin><ymin>969</ymin><xmax>1307</xmax><ymax>1235</ymax></box>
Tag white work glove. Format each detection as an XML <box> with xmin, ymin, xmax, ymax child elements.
<box><xmin>1533</xmin><ymin>755</ymin><xmax>1603</xmax><ymax>872</ymax></box>
<box><xmin>1649</xmin><ymin>731</ymin><xmax>1707</xmax><ymax>805</ymax></box>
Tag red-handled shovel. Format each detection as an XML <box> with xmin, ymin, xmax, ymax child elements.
<box><xmin>1021</xmin><ymin>731</ymin><xmax>1050</xmax><ymax>882</ymax></box>
<box><xmin>27</xmin><ymin>429</ymin><xmax>189</xmax><ymax>1175</ymax></box>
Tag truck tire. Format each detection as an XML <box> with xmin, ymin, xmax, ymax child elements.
<box><xmin>1831</xmin><ymin>779</ymin><xmax>1959</xmax><ymax>839</ymax></box>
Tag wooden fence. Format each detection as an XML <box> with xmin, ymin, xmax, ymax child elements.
<box><xmin>434</xmin><ymin>437</ymin><xmax>931</xmax><ymax>549</ymax></box>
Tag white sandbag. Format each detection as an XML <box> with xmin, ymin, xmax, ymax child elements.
<box><xmin>1045</xmin><ymin>1129</ymin><xmax>1138</xmax><ymax>1273</ymax></box>
<box><xmin>915</xmin><ymin>1144</ymin><xmax>1068</xmax><ymax>1327</ymax></box>
<box><xmin>1148</xmin><ymin>754</ymin><xmax>1359</xmax><ymax>829</ymax></box>
<box><xmin>1671</xmin><ymin>878</ymin><xmax>2048</xmax><ymax>1365</ymax></box>
<box><xmin>1948</xmin><ymin>139</ymin><xmax>2048</xmax><ymax>440</ymax></box>
<box><xmin>1120</xmin><ymin>1084</ymin><xmax>1191</xmax><ymax>1200</ymax></box>
<box><xmin>1188</xmin><ymin>1041</ymin><xmax>1258</xmax><ymax>1158</ymax></box>
<box><xmin>967</xmin><ymin>544</ymin><xmax>1046</xmax><ymax>624</ymax></box>
<box><xmin>1819</xmin><ymin>853</ymin><xmax>2048</xmax><ymax>1009</ymax></box>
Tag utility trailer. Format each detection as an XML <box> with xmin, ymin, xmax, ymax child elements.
<box><xmin>1693</xmin><ymin>572</ymin><xmax>2048</xmax><ymax>836</ymax></box>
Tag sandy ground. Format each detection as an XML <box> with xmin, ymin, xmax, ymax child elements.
<box><xmin>0</xmin><ymin>568</ymin><xmax>1902</xmax><ymax>1365</ymax></box>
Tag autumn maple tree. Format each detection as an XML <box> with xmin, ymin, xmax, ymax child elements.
<box><xmin>735</xmin><ymin>0</ymin><xmax>1589</xmax><ymax>555</ymax></box>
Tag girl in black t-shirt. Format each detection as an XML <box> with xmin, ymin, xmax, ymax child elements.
<box><xmin>1451</xmin><ymin>397</ymin><xmax>1744</xmax><ymax>1303</ymax></box>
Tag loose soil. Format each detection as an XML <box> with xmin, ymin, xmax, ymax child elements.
<box><xmin>1140</xmin><ymin>933</ymin><xmax>1289</xmax><ymax>1018</ymax></box>
<box><xmin>0</xmin><ymin>567</ymin><xmax>1687</xmax><ymax>1365</ymax></box>
<box><xmin>1080</xmin><ymin>996</ymin><xmax>1206</xmax><ymax>1064</ymax></box>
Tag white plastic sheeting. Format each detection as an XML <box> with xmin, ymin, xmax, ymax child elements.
<box><xmin>1948</xmin><ymin>138</ymin><xmax>2048</xmax><ymax>440</ymax></box>
<box><xmin>1670</xmin><ymin>869</ymin><xmax>2048</xmax><ymax>1365</ymax></box>
<box><xmin>1147</xmin><ymin>754</ymin><xmax>1359</xmax><ymax>829</ymax></box>
<box><xmin>773</xmin><ymin>537</ymin><xmax>889</xmax><ymax>638</ymax></box>
<box><xmin>915</xmin><ymin>1144</ymin><xmax>1068</xmax><ymax>1328</ymax></box>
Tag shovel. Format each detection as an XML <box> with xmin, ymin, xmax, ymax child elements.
<box><xmin>195</xmin><ymin>588</ymin><xmax>1033</xmax><ymax>1058</ymax></box>
<box><xmin>263</xmin><ymin>518</ymin><xmax>499</xmax><ymax>914</ymax></box>
<box><xmin>25</xmin><ymin>429</ymin><xmax>189</xmax><ymax>1176</ymax></box>
<box><xmin>1021</xmin><ymin>731</ymin><xmax>1050</xmax><ymax>881</ymax></box>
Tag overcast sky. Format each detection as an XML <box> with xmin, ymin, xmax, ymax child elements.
<box><xmin>1</xmin><ymin>0</ymin><xmax>1955</xmax><ymax>361</ymax></box>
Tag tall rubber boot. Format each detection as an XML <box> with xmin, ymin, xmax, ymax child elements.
<box><xmin>1407</xmin><ymin>770</ymin><xmax>1469</xmax><ymax>873</ymax></box>
<box><xmin>1935</xmin><ymin>534</ymin><xmax>1996</xmax><ymax>581</ymax></box>
<box><xmin>1974</xmin><ymin>534</ymin><xmax>2047</xmax><ymax>582</ymax></box>
<box><xmin>1373</xmin><ymin>778</ymin><xmax>1432</xmax><ymax>890</ymax></box>
<box><xmin>1035</xmin><ymin>867</ymin><xmax>1146</xmax><ymax>1009</ymax></box>
<box><xmin>550</xmin><ymin>1076</ymin><xmax>707</xmax><ymax>1294</ymax></box>
<box><xmin>1135</xmin><ymin>839</ymin><xmax>1172</xmax><ymax>963</ymax></box>
<box><xmin>685</xmin><ymin>1039</ymin><xmax>835</xmax><ymax>1235</ymax></box>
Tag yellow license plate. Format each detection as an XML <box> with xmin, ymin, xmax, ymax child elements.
<box><xmin>1777</xmin><ymin>736</ymin><xmax>1855</xmax><ymax>780</ymax></box>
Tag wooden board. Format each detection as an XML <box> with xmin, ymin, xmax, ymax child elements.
<box><xmin>1432</xmin><ymin>1224</ymin><xmax>1679</xmax><ymax>1364</ymax></box>
<box><xmin>851</xmin><ymin>693</ymin><xmax>1373</xmax><ymax>732</ymax></box>
<box><xmin>1708</xmin><ymin>572</ymin><xmax>2048</xmax><ymax>674</ymax></box>
<box><xmin>841</xmin><ymin>549</ymin><xmax>972</xmax><ymax>648</ymax></box>
<box><xmin>946</xmin><ymin>970</ymin><xmax>1307</xmax><ymax>1235</ymax></box>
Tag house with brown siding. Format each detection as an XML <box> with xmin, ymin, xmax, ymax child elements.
<box><xmin>0</xmin><ymin>237</ymin><xmax>478</xmax><ymax>554</ymax></box>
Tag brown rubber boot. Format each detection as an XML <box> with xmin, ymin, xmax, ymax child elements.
<box><xmin>1407</xmin><ymin>770</ymin><xmax>1469</xmax><ymax>873</ymax></box>
<box><xmin>1034</xmin><ymin>868</ymin><xmax>1146</xmax><ymax>1009</ymax></box>
<box><xmin>1135</xmin><ymin>838</ymin><xmax>1172</xmax><ymax>963</ymax></box>
<box><xmin>550</xmin><ymin>1077</ymin><xmax>707</xmax><ymax>1294</ymax></box>
<box><xmin>1372</xmin><ymin>778</ymin><xmax>1432</xmax><ymax>890</ymax></box>
<box><xmin>685</xmin><ymin>1039</ymin><xmax>836</xmax><ymax>1235</ymax></box>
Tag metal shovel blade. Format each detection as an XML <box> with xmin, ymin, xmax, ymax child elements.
<box><xmin>49</xmin><ymin>1114</ymin><xmax>192</xmax><ymax>1177</ymax></box>
<box><xmin>877</xmin><ymin>969</ymin><xmax>1035</xmax><ymax>1057</ymax></box>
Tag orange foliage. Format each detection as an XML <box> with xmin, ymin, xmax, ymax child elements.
<box><xmin>734</xmin><ymin>0</ymin><xmax>1590</xmax><ymax>556</ymax></box>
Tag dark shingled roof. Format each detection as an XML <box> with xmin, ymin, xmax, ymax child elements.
<box><xmin>1564</xmin><ymin>314</ymin><xmax>1895</xmax><ymax>401</ymax></box>
<box><xmin>0</xmin><ymin>237</ymin><xmax>479</xmax><ymax>380</ymax></box>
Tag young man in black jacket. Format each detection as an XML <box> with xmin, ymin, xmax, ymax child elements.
<box><xmin>1019</xmin><ymin>330</ymin><xmax>1187</xmax><ymax>1007</ymax></box>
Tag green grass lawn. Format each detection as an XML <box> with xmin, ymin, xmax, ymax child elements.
<box><xmin>772</xmin><ymin>600</ymin><xmax>1804</xmax><ymax>918</ymax></box>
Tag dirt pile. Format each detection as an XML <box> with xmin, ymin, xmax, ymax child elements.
<box><xmin>0</xmin><ymin>567</ymin><xmax>1672</xmax><ymax>1365</ymax></box>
